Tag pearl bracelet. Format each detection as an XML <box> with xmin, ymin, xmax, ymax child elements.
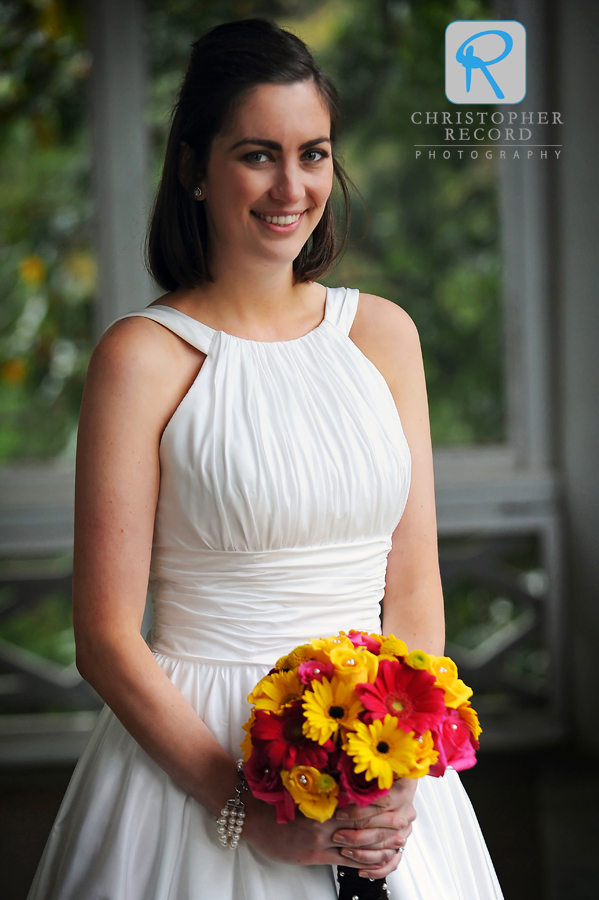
<box><xmin>216</xmin><ymin>759</ymin><xmax>248</xmax><ymax>849</ymax></box>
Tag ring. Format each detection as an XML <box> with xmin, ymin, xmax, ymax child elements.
<box><xmin>398</xmin><ymin>846</ymin><xmax>404</xmax><ymax>854</ymax></box>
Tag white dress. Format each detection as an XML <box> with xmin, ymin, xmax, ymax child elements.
<box><xmin>28</xmin><ymin>287</ymin><xmax>503</xmax><ymax>900</ymax></box>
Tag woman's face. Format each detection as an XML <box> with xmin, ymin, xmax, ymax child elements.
<box><xmin>200</xmin><ymin>80</ymin><xmax>334</xmax><ymax>271</ymax></box>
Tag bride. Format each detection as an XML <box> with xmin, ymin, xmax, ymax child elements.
<box><xmin>28</xmin><ymin>18</ymin><xmax>503</xmax><ymax>900</ymax></box>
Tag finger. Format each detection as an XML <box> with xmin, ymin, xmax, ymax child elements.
<box><xmin>338</xmin><ymin>846</ymin><xmax>401</xmax><ymax>867</ymax></box>
<box><xmin>334</xmin><ymin>810</ymin><xmax>413</xmax><ymax>840</ymax></box>
<box><xmin>358</xmin><ymin>846</ymin><xmax>407</xmax><ymax>879</ymax></box>
<box><xmin>333</xmin><ymin>826</ymin><xmax>395</xmax><ymax>849</ymax></box>
<box><xmin>335</xmin><ymin>803</ymin><xmax>380</xmax><ymax>823</ymax></box>
<box><xmin>360</xmin><ymin>810</ymin><xmax>415</xmax><ymax>832</ymax></box>
<box><xmin>358</xmin><ymin>830</ymin><xmax>406</xmax><ymax>852</ymax></box>
<box><xmin>334</xmin><ymin>788</ymin><xmax>408</xmax><ymax>823</ymax></box>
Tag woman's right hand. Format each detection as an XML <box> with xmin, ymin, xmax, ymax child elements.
<box><xmin>242</xmin><ymin>791</ymin><xmax>403</xmax><ymax>872</ymax></box>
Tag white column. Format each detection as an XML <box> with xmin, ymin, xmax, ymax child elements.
<box><xmin>495</xmin><ymin>0</ymin><xmax>554</xmax><ymax>471</ymax></box>
<box><xmin>86</xmin><ymin>0</ymin><xmax>154</xmax><ymax>336</ymax></box>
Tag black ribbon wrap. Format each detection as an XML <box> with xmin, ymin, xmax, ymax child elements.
<box><xmin>336</xmin><ymin>866</ymin><xmax>388</xmax><ymax>899</ymax></box>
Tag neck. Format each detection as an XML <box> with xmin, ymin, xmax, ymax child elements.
<box><xmin>169</xmin><ymin>251</ymin><xmax>325</xmax><ymax>342</ymax></box>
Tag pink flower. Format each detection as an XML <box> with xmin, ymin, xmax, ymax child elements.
<box><xmin>334</xmin><ymin>750</ymin><xmax>389</xmax><ymax>808</ymax></box>
<box><xmin>356</xmin><ymin>659</ymin><xmax>446</xmax><ymax>734</ymax></box>
<box><xmin>428</xmin><ymin>708</ymin><xmax>478</xmax><ymax>777</ymax></box>
<box><xmin>346</xmin><ymin>631</ymin><xmax>382</xmax><ymax>655</ymax></box>
<box><xmin>251</xmin><ymin>704</ymin><xmax>332</xmax><ymax>770</ymax></box>
<box><xmin>298</xmin><ymin>659</ymin><xmax>334</xmax><ymax>685</ymax></box>
<box><xmin>244</xmin><ymin>748</ymin><xmax>296</xmax><ymax>822</ymax></box>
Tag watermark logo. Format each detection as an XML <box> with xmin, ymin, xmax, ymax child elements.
<box><xmin>446</xmin><ymin>20</ymin><xmax>526</xmax><ymax>104</ymax></box>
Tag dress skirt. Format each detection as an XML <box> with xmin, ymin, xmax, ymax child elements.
<box><xmin>28</xmin><ymin>653</ymin><xmax>503</xmax><ymax>900</ymax></box>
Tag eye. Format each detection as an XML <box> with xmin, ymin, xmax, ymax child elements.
<box><xmin>302</xmin><ymin>148</ymin><xmax>328</xmax><ymax>162</ymax></box>
<box><xmin>243</xmin><ymin>150</ymin><xmax>271</xmax><ymax>164</ymax></box>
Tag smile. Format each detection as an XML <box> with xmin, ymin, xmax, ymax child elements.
<box><xmin>251</xmin><ymin>211</ymin><xmax>304</xmax><ymax>226</ymax></box>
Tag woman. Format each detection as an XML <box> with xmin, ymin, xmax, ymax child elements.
<box><xmin>29</xmin><ymin>19</ymin><xmax>503</xmax><ymax>900</ymax></box>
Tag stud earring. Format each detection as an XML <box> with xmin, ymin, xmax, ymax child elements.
<box><xmin>193</xmin><ymin>186</ymin><xmax>203</xmax><ymax>199</ymax></box>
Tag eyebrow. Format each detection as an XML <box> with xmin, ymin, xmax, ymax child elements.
<box><xmin>229</xmin><ymin>136</ymin><xmax>331</xmax><ymax>152</ymax></box>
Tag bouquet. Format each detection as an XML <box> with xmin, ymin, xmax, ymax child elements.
<box><xmin>241</xmin><ymin>631</ymin><xmax>481</xmax><ymax>825</ymax></box>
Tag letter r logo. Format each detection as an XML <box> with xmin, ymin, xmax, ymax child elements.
<box><xmin>445</xmin><ymin>21</ymin><xmax>526</xmax><ymax>104</ymax></box>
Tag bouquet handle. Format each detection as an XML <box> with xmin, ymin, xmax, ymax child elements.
<box><xmin>337</xmin><ymin>866</ymin><xmax>388</xmax><ymax>899</ymax></box>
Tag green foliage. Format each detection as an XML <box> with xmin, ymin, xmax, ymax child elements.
<box><xmin>0</xmin><ymin>588</ymin><xmax>76</xmax><ymax>666</ymax></box>
<box><xmin>308</xmin><ymin>0</ymin><xmax>504</xmax><ymax>443</ymax></box>
<box><xmin>0</xmin><ymin>0</ymin><xmax>93</xmax><ymax>459</ymax></box>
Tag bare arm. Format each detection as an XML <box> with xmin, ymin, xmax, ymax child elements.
<box><xmin>350</xmin><ymin>293</ymin><xmax>445</xmax><ymax>655</ymax></box>
<box><xmin>72</xmin><ymin>316</ymin><xmax>239</xmax><ymax>814</ymax></box>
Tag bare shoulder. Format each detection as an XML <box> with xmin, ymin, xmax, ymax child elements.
<box><xmin>352</xmin><ymin>292</ymin><xmax>418</xmax><ymax>337</ymax></box>
<box><xmin>83</xmin><ymin>315</ymin><xmax>205</xmax><ymax>441</ymax></box>
<box><xmin>92</xmin><ymin>314</ymin><xmax>204</xmax><ymax>386</ymax></box>
<box><xmin>350</xmin><ymin>293</ymin><xmax>423</xmax><ymax>395</ymax></box>
<box><xmin>91</xmin><ymin>315</ymin><xmax>186</xmax><ymax>380</ymax></box>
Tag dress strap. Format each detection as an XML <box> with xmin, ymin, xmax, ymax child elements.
<box><xmin>324</xmin><ymin>286</ymin><xmax>360</xmax><ymax>336</ymax></box>
<box><xmin>111</xmin><ymin>305</ymin><xmax>214</xmax><ymax>355</ymax></box>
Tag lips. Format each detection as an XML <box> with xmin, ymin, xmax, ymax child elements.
<box><xmin>251</xmin><ymin>210</ymin><xmax>305</xmax><ymax>227</ymax></box>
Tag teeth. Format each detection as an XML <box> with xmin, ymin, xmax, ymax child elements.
<box><xmin>255</xmin><ymin>212</ymin><xmax>301</xmax><ymax>225</ymax></box>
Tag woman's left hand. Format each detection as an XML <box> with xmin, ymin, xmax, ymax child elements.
<box><xmin>331</xmin><ymin>778</ymin><xmax>418</xmax><ymax>879</ymax></box>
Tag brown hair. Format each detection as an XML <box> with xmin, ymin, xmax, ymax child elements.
<box><xmin>147</xmin><ymin>18</ymin><xmax>351</xmax><ymax>290</ymax></box>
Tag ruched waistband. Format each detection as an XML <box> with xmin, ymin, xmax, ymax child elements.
<box><xmin>147</xmin><ymin>539</ymin><xmax>390</xmax><ymax>665</ymax></box>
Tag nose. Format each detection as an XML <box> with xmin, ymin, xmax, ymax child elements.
<box><xmin>269</xmin><ymin>159</ymin><xmax>305</xmax><ymax>205</ymax></box>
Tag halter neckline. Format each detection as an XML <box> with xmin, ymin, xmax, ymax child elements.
<box><xmin>148</xmin><ymin>285</ymin><xmax>330</xmax><ymax>347</ymax></box>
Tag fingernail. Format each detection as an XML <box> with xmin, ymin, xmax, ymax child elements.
<box><xmin>332</xmin><ymin>835</ymin><xmax>344</xmax><ymax>844</ymax></box>
<box><xmin>336</xmin><ymin>811</ymin><xmax>348</xmax><ymax>820</ymax></box>
<box><xmin>341</xmin><ymin>849</ymin><xmax>354</xmax><ymax>858</ymax></box>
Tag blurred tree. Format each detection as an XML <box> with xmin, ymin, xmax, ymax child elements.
<box><xmin>0</xmin><ymin>0</ymin><xmax>93</xmax><ymax>459</ymax></box>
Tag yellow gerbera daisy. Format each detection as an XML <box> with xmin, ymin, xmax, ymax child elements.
<box><xmin>249</xmin><ymin>670</ymin><xmax>303</xmax><ymax>714</ymax></box>
<box><xmin>247</xmin><ymin>672</ymin><xmax>273</xmax><ymax>705</ymax></box>
<box><xmin>302</xmin><ymin>676</ymin><xmax>363</xmax><ymax>744</ymax></box>
<box><xmin>281</xmin><ymin>766</ymin><xmax>339</xmax><ymax>822</ymax></box>
<box><xmin>430</xmin><ymin>656</ymin><xmax>473</xmax><ymax>709</ymax></box>
<box><xmin>345</xmin><ymin>714</ymin><xmax>423</xmax><ymax>789</ymax></box>
<box><xmin>458</xmin><ymin>701</ymin><xmax>482</xmax><ymax>741</ymax></box>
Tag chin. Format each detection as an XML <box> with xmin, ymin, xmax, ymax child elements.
<box><xmin>253</xmin><ymin>236</ymin><xmax>310</xmax><ymax>264</ymax></box>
